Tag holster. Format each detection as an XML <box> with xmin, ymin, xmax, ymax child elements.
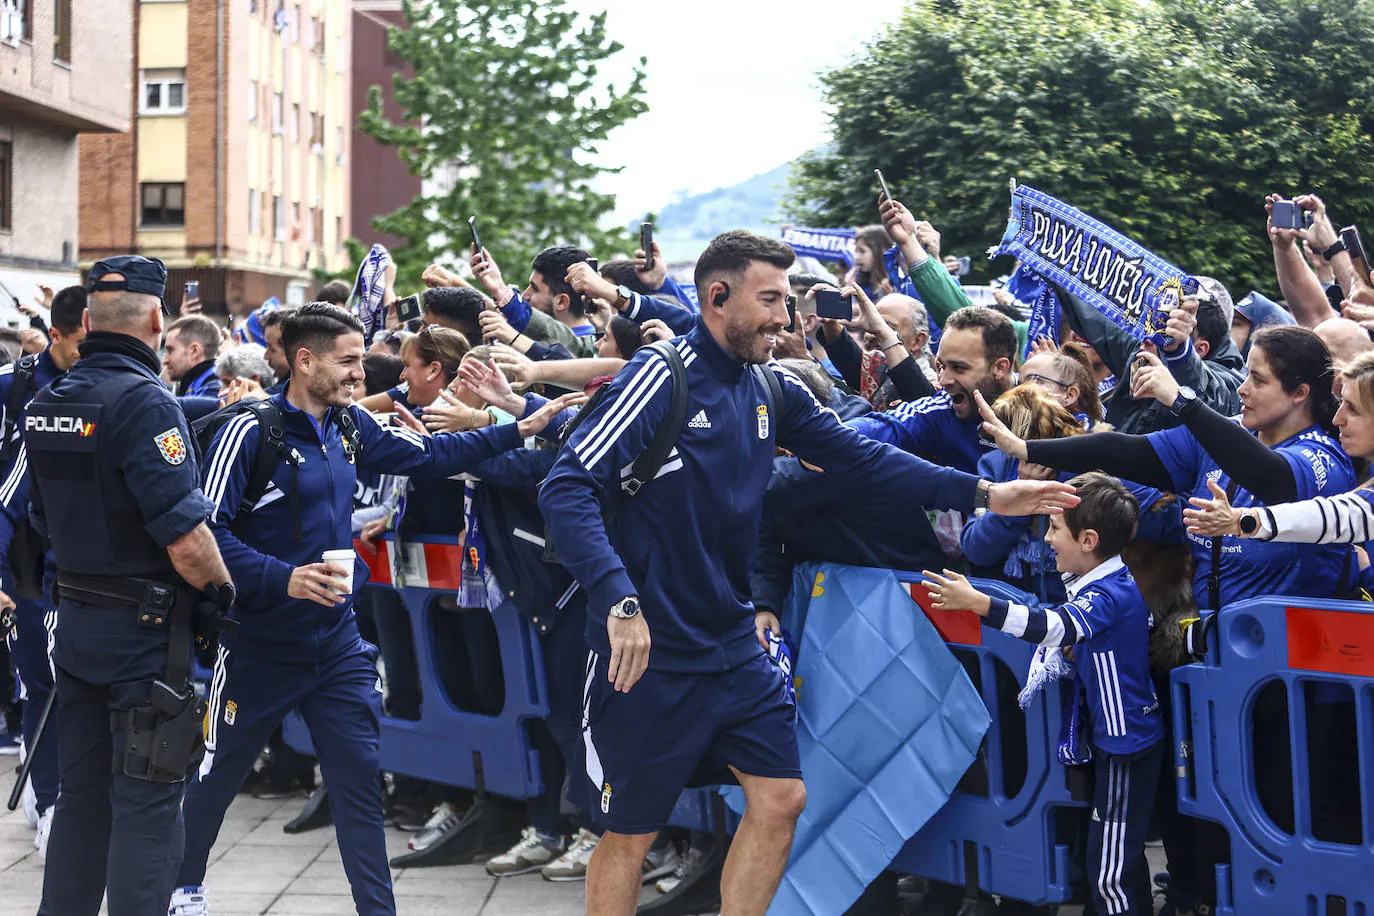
<box><xmin>75</xmin><ymin>577</ymin><xmax>212</xmax><ymax>783</ymax></box>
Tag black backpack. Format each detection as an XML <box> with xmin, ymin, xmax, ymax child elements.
<box><xmin>190</xmin><ymin>399</ymin><xmax>363</xmax><ymax>540</ymax></box>
<box><xmin>2</xmin><ymin>355</ymin><xmax>48</xmax><ymax>598</ymax></box>
<box><xmin>543</xmin><ymin>341</ymin><xmax>783</xmax><ymax>560</ymax></box>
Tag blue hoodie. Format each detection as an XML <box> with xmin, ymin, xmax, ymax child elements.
<box><xmin>201</xmin><ymin>391</ymin><xmax>523</xmax><ymax>661</ymax></box>
<box><xmin>539</xmin><ymin>320</ymin><xmax>983</xmax><ymax>674</ymax></box>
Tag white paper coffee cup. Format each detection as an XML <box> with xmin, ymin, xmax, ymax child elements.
<box><xmin>321</xmin><ymin>548</ymin><xmax>356</xmax><ymax>595</ymax></box>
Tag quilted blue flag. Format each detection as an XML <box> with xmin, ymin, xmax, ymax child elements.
<box><xmin>994</xmin><ymin>185</ymin><xmax>1197</xmax><ymax>348</ymax></box>
<box><xmin>754</xmin><ymin>562</ymin><xmax>991</xmax><ymax>916</ymax></box>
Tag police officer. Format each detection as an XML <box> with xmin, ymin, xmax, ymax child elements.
<box><xmin>24</xmin><ymin>256</ymin><xmax>235</xmax><ymax>916</ymax></box>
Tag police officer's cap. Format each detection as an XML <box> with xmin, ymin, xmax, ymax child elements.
<box><xmin>88</xmin><ymin>255</ymin><xmax>168</xmax><ymax>305</ymax></box>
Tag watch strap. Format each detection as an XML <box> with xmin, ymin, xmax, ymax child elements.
<box><xmin>1322</xmin><ymin>239</ymin><xmax>1348</xmax><ymax>261</ymax></box>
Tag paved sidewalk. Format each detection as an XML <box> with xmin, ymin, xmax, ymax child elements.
<box><xmin>0</xmin><ymin>793</ymin><xmax>601</xmax><ymax>915</ymax></box>
<box><xmin>0</xmin><ymin>792</ymin><xmax>1167</xmax><ymax>914</ymax></box>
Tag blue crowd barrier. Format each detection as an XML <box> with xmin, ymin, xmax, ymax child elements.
<box><xmin>361</xmin><ymin>535</ymin><xmax>551</xmax><ymax>800</ymax></box>
<box><xmin>1172</xmin><ymin>595</ymin><xmax>1374</xmax><ymax>916</ymax></box>
<box><xmin>888</xmin><ymin>573</ymin><xmax>1088</xmax><ymax>906</ymax></box>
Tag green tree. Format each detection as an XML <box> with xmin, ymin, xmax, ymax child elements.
<box><xmin>788</xmin><ymin>0</ymin><xmax>1374</xmax><ymax>293</ymax></box>
<box><xmin>359</xmin><ymin>0</ymin><xmax>648</xmax><ymax>282</ymax></box>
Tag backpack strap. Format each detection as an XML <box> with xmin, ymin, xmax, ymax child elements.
<box><xmin>0</xmin><ymin>355</ymin><xmax>37</xmax><ymax>472</ymax></box>
<box><xmin>620</xmin><ymin>341</ymin><xmax>689</xmax><ymax>497</ymax></box>
<box><xmin>751</xmin><ymin>360</ymin><xmax>784</xmax><ymax>425</ymax></box>
<box><xmin>336</xmin><ymin>407</ymin><xmax>363</xmax><ymax>462</ymax></box>
<box><xmin>234</xmin><ymin>399</ymin><xmax>304</xmax><ymax>540</ymax></box>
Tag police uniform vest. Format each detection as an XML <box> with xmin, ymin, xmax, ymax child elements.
<box><xmin>26</xmin><ymin>342</ymin><xmax>182</xmax><ymax>581</ymax></box>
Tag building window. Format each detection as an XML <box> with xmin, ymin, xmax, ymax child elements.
<box><xmin>336</xmin><ymin>216</ymin><xmax>342</xmax><ymax>250</ymax></box>
<box><xmin>53</xmin><ymin>0</ymin><xmax>69</xmax><ymax>62</ymax></box>
<box><xmin>290</xmin><ymin>103</ymin><xmax>299</xmax><ymax>142</ymax></box>
<box><xmin>273</xmin><ymin>195</ymin><xmax>284</xmax><ymax>241</ymax></box>
<box><xmin>140</xmin><ymin>69</ymin><xmax>186</xmax><ymax>115</ymax></box>
<box><xmin>272</xmin><ymin>92</ymin><xmax>283</xmax><ymax>135</ymax></box>
<box><xmin>1</xmin><ymin>0</ymin><xmax>29</xmax><ymax>44</ymax></box>
<box><xmin>291</xmin><ymin>202</ymin><xmax>300</xmax><ymax>229</ymax></box>
<box><xmin>0</xmin><ymin>142</ymin><xmax>11</xmax><ymax>232</ymax></box>
<box><xmin>140</xmin><ymin>183</ymin><xmax>185</xmax><ymax>228</ymax></box>
<box><xmin>311</xmin><ymin>206</ymin><xmax>322</xmax><ymax>247</ymax></box>
<box><xmin>248</xmin><ymin>79</ymin><xmax>258</xmax><ymax>122</ymax></box>
<box><xmin>291</xmin><ymin>4</ymin><xmax>300</xmax><ymax>42</ymax></box>
<box><xmin>248</xmin><ymin>189</ymin><xmax>260</xmax><ymax>236</ymax></box>
<box><xmin>336</xmin><ymin>126</ymin><xmax>344</xmax><ymax>164</ymax></box>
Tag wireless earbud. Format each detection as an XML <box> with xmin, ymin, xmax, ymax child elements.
<box><xmin>713</xmin><ymin>282</ymin><xmax>730</xmax><ymax>308</ymax></box>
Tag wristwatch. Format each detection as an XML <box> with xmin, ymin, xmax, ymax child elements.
<box><xmin>614</xmin><ymin>285</ymin><xmax>634</xmax><ymax>310</ymax></box>
<box><xmin>609</xmin><ymin>595</ymin><xmax>640</xmax><ymax>619</ymax></box>
<box><xmin>973</xmin><ymin>479</ymin><xmax>992</xmax><ymax>514</ymax></box>
<box><xmin>1168</xmin><ymin>386</ymin><xmax>1198</xmax><ymax>417</ymax></box>
<box><xmin>1322</xmin><ymin>239</ymin><xmax>1347</xmax><ymax>261</ymax></box>
<box><xmin>1239</xmin><ymin>512</ymin><xmax>1260</xmax><ymax>537</ymax></box>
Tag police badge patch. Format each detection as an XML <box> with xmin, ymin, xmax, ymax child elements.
<box><xmin>154</xmin><ymin>428</ymin><xmax>188</xmax><ymax>465</ymax></box>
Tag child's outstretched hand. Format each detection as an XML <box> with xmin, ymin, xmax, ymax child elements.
<box><xmin>920</xmin><ymin>569</ymin><xmax>991</xmax><ymax>616</ymax></box>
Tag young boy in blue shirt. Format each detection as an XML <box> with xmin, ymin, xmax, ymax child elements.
<box><xmin>923</xmin><ymin>471</ymin><xmax>1165</xmax><ymax>916</ymax></box>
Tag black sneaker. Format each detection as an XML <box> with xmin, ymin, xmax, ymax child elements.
<box><xmin>251</xmin><ymin>766</ymin><xmax>315</xmax><ymax>799</ymax></box>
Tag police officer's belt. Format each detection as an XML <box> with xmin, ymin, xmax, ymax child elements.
<box><xmin>56</xmin><ymin>572</ymin><xmax>180</xmax><ymax>615</ymax></box>
<box><xmin>58</xmin><ymin>571</ymin><xmax>198</xmax><ymax>690</ymax></box>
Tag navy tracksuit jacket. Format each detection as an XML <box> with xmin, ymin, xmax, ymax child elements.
<box><xmin>177</xmin><ymin>390</ymin><xmax>524</xmax><ymax>915</ymax></box>
<box><xmin>540</xmin><ymin>320</ymin><xmax>985</xmax><ymax>673</ymax></box>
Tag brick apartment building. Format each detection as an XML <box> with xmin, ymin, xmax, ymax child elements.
<box><xmin>79</xmin><ymin>0</ymin><xmax>352</xmax><ymax>318</ymax></box>
<box><xmin>0</xmin><ymin>0</ymin><xmax>131</xmax><ymax>327</ymax></box>
<box><xmin>349</xmin><ymin>0</ymin><xmax>415</xmax><ymax>253</ymax></box>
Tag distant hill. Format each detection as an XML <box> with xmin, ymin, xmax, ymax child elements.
<box><xmin>640</xmin><ymin>162</ymin><xmax>793</xmax><ymax>264</ymax></box>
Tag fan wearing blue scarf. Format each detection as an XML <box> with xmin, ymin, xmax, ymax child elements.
<box><xmin>923</xmin><ymin>471</ymin><xmax>1164</xmax><ymax>916</ymax></box>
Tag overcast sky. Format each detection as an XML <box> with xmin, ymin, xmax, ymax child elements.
<box><xmin>567</xmin><ymin>0</ymin><xmax>910</xmax><ymax>224</ymax></box>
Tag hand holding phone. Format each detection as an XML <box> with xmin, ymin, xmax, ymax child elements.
<box><xmin>784</xmin><ymin>295</ymin><xmax>798</xmax><ymax>334</ymax></box>
<box><xmin>1341</xmin><ymin>225</ymin><xmax>1372</xmax><ymax>287</ymax></box>
<box><xmin>1271</xmin><ymin>199</ymin><xmax>1312</xmax><ymax>231</ymax></box>
<box><xmin>394</xmin><ymin>293</ymin><xmax>423</xmax><ymax>324</ymax></box>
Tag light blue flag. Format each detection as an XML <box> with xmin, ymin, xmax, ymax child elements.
<box><xmin>732</xmin><ymin>562</ymin><xmax>991</xmax><ymax>916</ymax></box>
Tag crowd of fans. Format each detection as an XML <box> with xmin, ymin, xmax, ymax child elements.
<box><xmin>3</xmin><ymin>186</ymin><xmax>1372</xmax><ymax>916</ymax></box>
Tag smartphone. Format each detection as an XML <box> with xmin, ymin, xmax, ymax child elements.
<box><xmin>784</xmin><ymin>295</ymin><xmax>798</xmax><ymax>334</ymax></box>
<box><xmin>814</xmin><ymin>289</ymin><xmax>853</xmax><ymax>320</ymax></box>
<box><xmin>467</xmin><ymin>216</ymin><xmax>483</xmax><ymax>255</ymax></box>
<box><xmin>1271</xmin><ymin>199</ymin><xmax>1312</xmax><ymax>231</ymax></box>
<box><xmin>955</xmin><ymin>256</ymin><xmax>972</xmax><ymax>277</ymax></box>
<box><xmin>184</xmin><ymin>280</ymin><xmax>199</xmax><ymax>302</ymax></box>
<box><xmin>394</xmin><ymin>293</ymin><xmax>423</xmax><ymax>323</ymax></box>
<box><xmin>1341</xmin><ymin>225</ymin><xmax>1372</xmax><ymax>286</ymax></box>
<box><xmin>874</xmin><ymin>168</ymin><xmax>893</xmax><ymax>202</ymax></box>
<box><xmin>640</xmin><ymin>223</ymin><xmax>654</xmax><ymax>270</ymax></box>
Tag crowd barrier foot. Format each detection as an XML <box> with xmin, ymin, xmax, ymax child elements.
<box><xmin>634</xmin><ymin>836</ymin><xmax>728</xmax><ymax>916</ymax></box>
<box><xmin>283</xmin><ymin>785</ymin><xmax>333</xmax><ymax>834</ymax></box>
<box><xmin>388</xmin><ymin>795</ymin><xmax>524</xmax><ymax>869</ymax></box>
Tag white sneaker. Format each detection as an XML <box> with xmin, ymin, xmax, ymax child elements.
<box><xmin>541</xmin><ymin>828</ymin><xmax>599</xmax><ymax>881</ymax></box>
<box><xmin>486</xmin><ymin>826</ymin><xmax>565</xmax><ymax>876</ymax></box>
<box><xmin>656</xmin><ymin>847</ymin><xmax>706</xmax><ymax>895</ymax></box>
<box><xmin>406</xmin><ymin>802</ymin><xmax>460</xmax><ymax>852</ymax></box>
<box><xmin>33</xmin><ymin>807</ymin><xmax>51</xmax><ymax>863</ymax></box>
<box><xmin>168</xmin><ymin>885</ymin><xmax>208</xmax><ymax>916</ymax></box>
<box><xmin>642</xmin><ymin>841</ymin><xmax>682</xmax><ymax>884</ymax></box>
<box><xmin>20</xmin><ymin>780</ymin><xmax>37</xmax><ymax>829</ymax></box>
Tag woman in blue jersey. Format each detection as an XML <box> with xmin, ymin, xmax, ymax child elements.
<box><xmin>978</xmin><ymin>325</ymin><xmax>1356</xmax><ymax>610</ymax></box>
<box><xmin>1184</xmin><ymin>349</ymin><xmax>1374</xmax><ymax>581</ymax></box>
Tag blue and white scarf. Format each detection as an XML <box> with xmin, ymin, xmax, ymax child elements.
<box><xmin>458</xmin><ymin>480</ymin><xmax>504</xmax><ymax>611</ymax></box>
<box><xmin>350</xmin><ymin>244</ymin><xmax>391</xmax><ymax>347</ymax></box>
<box><xmin>994</xmin><ymin>186</ymin><xmax>1197</xmax><ymax>354</ymax></box>
<box><xmin>781</xmin><ymin>226</ymin><xmax>856</xmax><ymax>268</ymax></box>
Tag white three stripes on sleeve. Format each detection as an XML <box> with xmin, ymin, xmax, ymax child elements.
<box><xmin>204</xmin><ymin>412</ymin><xmax>260</xmax><ymax>520</ymax></box>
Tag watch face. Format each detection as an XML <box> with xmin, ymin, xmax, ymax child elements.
<box><xmin>623</xmin><ymin>598</ymin><xmax>639</xmax><ymax>615</ymax></box>
<box><xmin>617</xmin><ymin>285</ymin><xmax>633</xmax><ymax>302</ymax></box>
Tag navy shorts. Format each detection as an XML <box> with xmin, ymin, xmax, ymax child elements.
<box><xmin>578</xmin><ymin>650</ymin><xmax>801</xmax><ymax>834</ymax></box>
